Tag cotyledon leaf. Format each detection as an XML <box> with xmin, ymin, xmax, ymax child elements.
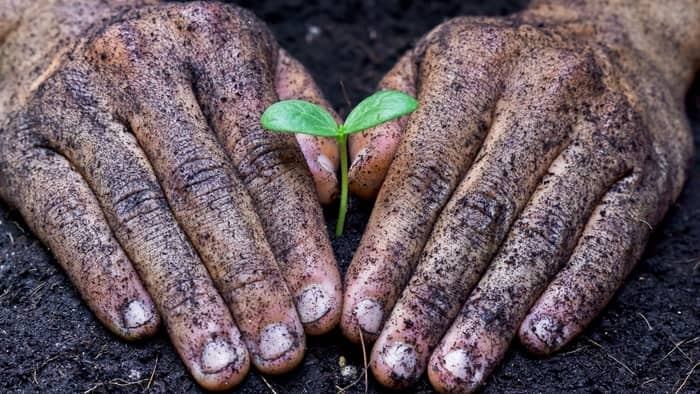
<box><xmin>261</xmin><ymin>99</ymin><xmax>339</xmax><ymax>137</ymax></box>
<box><xmin>343</xmin><ymin>90</ymin><xmax>418</xmax><ymax>134</ymax></box>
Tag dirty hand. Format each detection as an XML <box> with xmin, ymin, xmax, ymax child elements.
<box><xmin>0</xmin><ymin>0</ymin><xmax>342</xmax><ymax>390</ymax></box>
<box><xmin>342</xmin><ymin>0</ymin><xmax>700</xmax><ymax>391</ymax></box>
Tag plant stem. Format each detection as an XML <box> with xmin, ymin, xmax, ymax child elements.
<box><xmin>335</xmin><ymin>133</ymin><xmax>348</xmax><ymax>237</ymax></box>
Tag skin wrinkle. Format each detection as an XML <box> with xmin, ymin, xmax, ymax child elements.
<box><xmin>341</xmin><ymin>0</ymin><xmax>700</xmax><ymax>392</ymax></box>
<box><xmin>0</xmin><ymin>0</ymin><xmax>342</xmax><ymax>390</ymax></box>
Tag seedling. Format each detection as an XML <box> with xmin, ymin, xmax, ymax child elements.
<box><xmin>261</xmin><ymin>90</ymin><xmax>418</xmax><ymax>236</ymax></box>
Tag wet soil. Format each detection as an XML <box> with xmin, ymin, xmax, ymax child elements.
<box><xmin>1</xmin><ymin>0</ymin><xmax>699</xmax><ymax>393</ymax></box>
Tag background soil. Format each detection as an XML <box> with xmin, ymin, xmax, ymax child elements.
<box><xmin>1</xmin><ymin>0</ymin><xmax>699</xmax><ymax>393</ymax></box>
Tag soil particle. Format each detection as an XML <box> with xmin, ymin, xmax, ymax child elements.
<box><xmin>1</xmin><ymin>0</ymin><xmax>699</xmax><ymax>393</ymax></box>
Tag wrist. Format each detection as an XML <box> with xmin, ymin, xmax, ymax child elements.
<box><xmin>528</xmin><ymin>0</ymin><xmax>700</xmax><ymax>91</ymax></box>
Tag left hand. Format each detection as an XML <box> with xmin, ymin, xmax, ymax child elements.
<box><xmin>0</xmin><ymin>1</ymin><xmax>341</xmax><ymax>390</ymax></box>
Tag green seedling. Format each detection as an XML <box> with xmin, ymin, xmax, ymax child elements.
<box><xmin>261</xmin><ymin>90</ymin><xmax>418</xmax><ymax>237</ymax></box>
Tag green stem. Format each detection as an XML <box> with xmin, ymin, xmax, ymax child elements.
<box><xmin>335</xmin><ymin>132</ymin><xmax>348</xmax><ymax>237</ymax></box>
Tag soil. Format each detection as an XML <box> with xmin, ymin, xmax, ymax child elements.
<box><xmin>1</xmin><ymin>0</ymin><xmax>699</xmax><ymax>393</ymax></box>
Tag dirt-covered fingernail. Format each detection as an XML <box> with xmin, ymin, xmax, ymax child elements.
<box><xmin>522</xmin><ymin>315</ymin><xmax>566</xmax><ymax>353</ymax></box>
<box><xmin>442</xmin><ymin>349</ymin><xmax>484</xmax><ymax>383</ymax></box>
<box><xmin>259</xmin><ymin>323</ymin><xmax>295</xmax><ymax>360</ymax></box>
<box><xmin>123</xmin><ymin>300</ymin><xmax>152</xmax><ymax>328</ymax></box>
<box><xmin>201</xmin><ymin>338</ymin><xmax>239</xmax><ymax>374</ymax></box>
<box><xmin>383</xmin><ymin>342</ymin><xmax>417</xmax><ymax>379</ymax></box>
<box><xmin>296</xmin><ymin>284</ymin><xmax>332</xmax><ymax>324</ymax></box>
<box><xmin>351</xmin><ymin>147</ymin><xmax>369</xmax><ymax>167</ymax></box>
<box><xmin>353</xmin><ymin>298</ymin><xmax>383</xmax><ymax>334</ymax></box>
<box><xmin>318</xmin><ymin>154</ymin><xmax>335</xmax><ymax>174</ymax></box>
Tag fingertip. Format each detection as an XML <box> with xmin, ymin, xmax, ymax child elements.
<box><xmin>296</xmin><ymin>135</ymin><xmax>339</xmax><ymax>205</ymax></box>
<box><xmin>427</xmin><ymin>349</ymin><xmax>486</xmax><ymax>394</ymax></box>
<box><xmin>519</xmin><ymin>312</ymin><xmax>572</xmax><ymax>356</ymax></box>
<box><xmin>348</xmin><ymin>150</ymin><xmax>383</xmax><ymax>200</ymax></box>
<box><xmin>340</xmin><ymin>296</ymin><xmax>384</xmax><ymax>343</ymax></box>
<box><xmin>252</xmin><ymin>322</ymin><xmax>306</xmax><ymax>374</ymax></box>
<box><xmin>190</xmin><ymin>333</ymin><xmax>251</xmax><ymax>391</ymax></box>
<box><xmin>295</xmin><ymin>282</ymin><xmax>342</xmax><ymax>335</ymax></box>
<box><xmin>118</xmin><ymin>298</ymin><xmax>161</xmax><ymax>340</ymax></box>
<box><xmin>370</xmin><ymin>339</ymin><xmax>420</xmax><ymax>389</ymax></box>
<box><xmin>347</xmin><ymin>121</ymin><xmax>403</xmax><ymax>200</ymax></box>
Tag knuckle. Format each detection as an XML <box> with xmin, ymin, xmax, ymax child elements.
<box><xmin>88</xmin><ymin>21</ymin><xmax>144</xmax><ymax>67</ymax></box>
<box><xmin>405</xmin><ymin>277</ymin><xmax>456</xmax><ymax>324</ymax></box>
<box><xmin>235</xmin><ymin>134</ymin><xmax>305</xmax><ymax>187</ymax></box>
<box><xmin>219</xmin><ymin>254</ymin><xmax>279</xmax><ymax>296</ymax></box>
<box><xmin>170</xmin><ymin>155</ymin><xmax>231</xmax><ymax>201</ymax></box>
<box><xmin>513</xmin><ymin>208</ymin><xmax>570</xmax><ymax>258</ymax></box>
<box><xmin>161</xmin><ymin>276</ymin><xmax>217</xmax><ymax>317</ymax></box>
<box><xmin>450</xmin><ymin>187</ymin><xmax>516</xmax><ymax>243</ymax></box>
<box><xmin>110</xmin><ymin>179</ymin><xmax>167</xmax><ymax>226</ymax></box>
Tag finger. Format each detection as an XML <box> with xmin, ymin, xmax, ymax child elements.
<box><xmin>275</xmin><ymin>48</ymin><xmax>340</xmax><ymax>205</ymax></box>
<box><xmin>89</xmin><ymin>19</ymin><xmax>304</xmax><ymax>375</ymax></box>
<box><xmin>125</xmin><ymin>77</ymin><xmax>303</xmax><ymax>372</ymax></box>
<box><xmin>184</xmin><ymin>5</ymin><xmax>342</xmax><ymax>336</ymax></box>
<box><xmin>32</xmin><ymin>66</ymin><xmax>252</xmax><ymax>388</ymax></box>
<box><xmin>341</xmin><ymin>32</ymin><xmax>510</xmax><ymax>343</ymax></box>
<box><xmin>519</xmin><ymin>171</ymin><xmax>658</xmax><ymax>355</ymax></box>
<box><xmin>348</xmin><ymin>49</ymin><xmax>418</xmax><ymax>199</ymax></box>
<box><xmin>5</xmin><ymin>146</ymin><xmax>160</xmax><ymax>341</ymax></box>
<box><xmin>370</xmin><ymin>50</ymin><xmax>595</xmax><ymax>388</ymax></box>
<box><xmin>425</xmin><ymin>143</ymin><xmax>630</xmax><ymax>393</ymax></box>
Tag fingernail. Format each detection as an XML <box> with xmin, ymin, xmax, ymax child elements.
<box><xmin>201</xmin><ymin>338</ymin><xmax>238</xmax><ymax>374</ymax></box>
<box><xmin>353</xmin><ymin>298</ymin><xmax>383</xmax><ymax>334</ymax></box>
<box><xmin>383</xmin><ymin>342</ymin><xmax>417</xmax><ymax>379</ymax></box>
<box><xmin>443</xmin><ymin>349</ymin><xmax>484</xmax><ymax>383</ymax></box>
<box><xmin>529</xmin><ymin>316</ymin><xmax>565</xmax><ymax>350</ymax></box>
<box><xmin>351</xmin><ymin>147</ymin><xmax>368</xmax><ymax>166</ymax></box>
<box><xmin>123</xmin><ymin>300</ymin><xmax>152</xmax><ymax>328</ymax></box>
<box><xmin>318</xmin><ymin>154</ymin><xmax>335</xmax><ymax>174</ymax></box>
<box><xmin>296</xmin><ymin>284</ymin><xmax>332</xmax><ymax>323</ymax></box>
<box><xmin>259</xmin><ymin>323</ymin><xmax>295</xmax><ymax>360</ymax></box>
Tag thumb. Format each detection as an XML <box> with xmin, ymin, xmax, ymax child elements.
<box><xmin>275</xmin><ymin>48</ymin><xmax>340</xmax><ymax>205</ymax></box>
<box><xmin>348</xmin><ymin>49</ymin><xmax>418</xmax><ymax>199</ymax></box>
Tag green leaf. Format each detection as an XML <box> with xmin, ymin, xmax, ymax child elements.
<box><xmin>261</xmin><ymin>100</ymin><xmax>339</xmax><ymax>137</ymax></box>
<box><xmin>343</xmin><ymin>90</ymin><xmax>418</xmax><ymax>134</ymax></box>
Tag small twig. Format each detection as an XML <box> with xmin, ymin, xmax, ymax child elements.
<box><xmin>358</xmin><ymin>328</ymin><xmax>368</xmax><ymax>394</ymax></box>
<box><xmin>336</xmin><ymin>369</ymin><xmax>367</xmax><ymax>393</ymax></box>
<box><xmin>657</xmin><ymin>336</ymin><xmax>695</xmax><ymax>365</ymax></box>
<box><xmin>6</xmin><ymin>232</ymin><xmax>13</xmax><ymax>245</ymax></box>
<box><xmin>586</xmin><ymin>338</ymin><xmax>636</xmax><ymax>376</ymax></box>
<box><xmin>640</xmin><ymin>377</ymin><xmax>657</xmax><ymax>387</ymax></box>
<box><xmin>339</xmin><ymin>80</ymin><xmax>352</xmax><ymax>109</ymax></box>
<box><xmin>94</xmin><ymin>344</ymin><xmax>108</xmax><ymax>360</ymax></box>
<box><xmin>637</xmin><ymin>312</ymin><xmax>653</xmax><ymax>331</ymax></box>
<box><xmin>561</xmin><ymin>345</ymin><xmax>590</xmax><ymax>356</ymax></box>
<box><xmin>12</xmin><ymin>221</ymin><xmax>25</xmax><ymax>233</ymax></box>
<box><xmin>674</xmin><ymin>361</ymin><xmax>700</xmax><ymax>394</ymax></box>
<box><xmin>28</xmin><ymin>280</ymin><xmax>50</xmax><ymax>299</ymax></box>
<box><xmin>260</xmin><ymin>375</ymin><xmax>278</xmax><ymax>394</ymax></box>
<box><xmin>144</xmin><ymin>354</ymin><xmax>159</xmax><ymax>392</ymax></box>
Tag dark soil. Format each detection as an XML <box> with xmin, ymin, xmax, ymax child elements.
<box><xmin>1</xmin><ymin>1</ymin><xmax>699</xmax><ymax>393</ymax></box>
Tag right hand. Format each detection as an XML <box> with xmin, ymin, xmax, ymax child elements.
<box><xmin>342</xmin><ymin>0</ymin><xmax>699</xmax><ymax>392</ymax></box>
<box><xmin>0</xmin><ymin>1</ymin><xmax>341</xmax><ymax>390</ymax></box>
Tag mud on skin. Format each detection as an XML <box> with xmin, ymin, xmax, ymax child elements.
<box><xmin>341</xmin><ymin>0</ymin><xmax>700</xmax><ymax>392</ymax></box>
<box><xmin>1</xmin><ymin>1</ymin><xmax>699</xmax><ymax>393</ymax></box>
<box><xmin>0</xmin><ymin>0</ymin><xmax>343</xmax><ymax>390</ymax></box>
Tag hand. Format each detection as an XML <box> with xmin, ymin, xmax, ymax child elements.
<box><xmin>341</xmin><ymin>0</ymin><xmax>700</xmax><ymax>391</ymax></box>
<box><xmin>0</xmin><ymin>1</ymin><xmax>341</xmax><ymax>390</ymax></box>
